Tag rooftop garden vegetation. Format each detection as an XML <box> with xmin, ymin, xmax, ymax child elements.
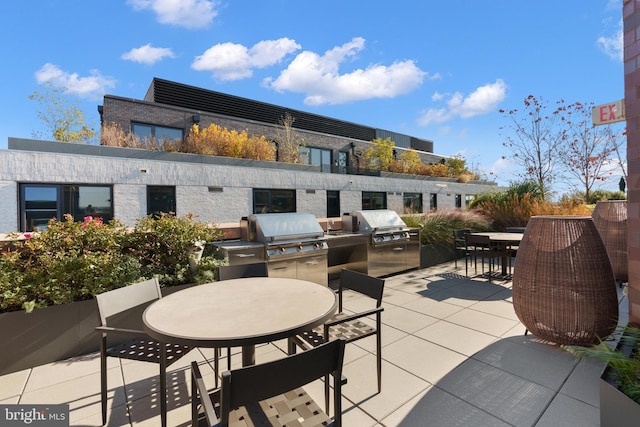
<box><xmin>99</xmin><ymin>122</ymin><xmax>480</xmax><ymax>182</ymax></box>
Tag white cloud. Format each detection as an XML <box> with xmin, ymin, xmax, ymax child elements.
<box><xmin>264</xmin><ymin>37</ymin><xmax>429</xmax><ymax>105</ymax></box>
<box><xmin>34</xmin><ymin>63</ymin><xmax>116</xmax><ymax>100</ymax></box>
<box><xmin>192</xmin><ymin>38</ymin><xmax>301</xmax><ymax>81</ymax></box>
<box><xmin>127</xmin><ymin>0</ymin><xmax>218</xmax><ymax>29</ymax></box>
<box><xmin>121</xmin><ymin>44</ymin><xmax>175</xmax><ymax>65</ymax></box>
<box><xmin>417</xmin><ymin>79</ymin><xmax>507</xmax><ymax>126</ymax></box>
<box><xmin>597</xmin><ymin>19</ymin><xmax>623</xmax><ymax>61</ymax></box>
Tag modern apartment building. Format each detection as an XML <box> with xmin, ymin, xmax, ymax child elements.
<box><xmin>0</xmin><ymin>78</ymin><xmax>496</xmax><ymax>233</ymax></box>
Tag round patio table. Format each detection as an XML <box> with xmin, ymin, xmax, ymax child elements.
<box><xmin>143</xmin><ymin>277</ymin><xmax>338</xmax><ymax>427</ymax></box>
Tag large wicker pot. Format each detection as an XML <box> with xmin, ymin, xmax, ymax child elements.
<box><xmin>512</xmin><ymin>216</ymin><xmax>618</xmax><ymax>346</ymax></box>
<box><xmin>592</xmin><ymin>200</ymin><xmax>628</xmax><ymax>283</ymax></box>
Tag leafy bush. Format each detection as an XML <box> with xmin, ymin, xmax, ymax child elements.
<box><xmin>407</xmin><ymin>211</ymin><xmax>492</xmax><ymax>246</ymax></box>
<box><xmin>0</xmin><ymin>215</ymin><xmax>142</xmax><ymax>312</ymax></box>
<box><xmin>0</xmin><ymin>213</ymin><xmax>225</xmax><ymax>313</ymax></box>
<box><xmin>122</xmin><ymin>213</ymin><xmax>224</xmax><ymax>287</ymax></box>
<box><xmin>184</xmin><ymin>124</ymin><xmax>276</xmax><ymax>160</ymax></box>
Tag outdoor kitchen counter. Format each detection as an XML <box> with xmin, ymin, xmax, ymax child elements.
<box><xmin>325</xmin><ymin>232</ymin><xmax>368</xmax><ymax>279</ymax></box>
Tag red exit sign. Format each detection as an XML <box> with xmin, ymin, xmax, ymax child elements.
<box><xmin>592</xmin><ymin>100</ymin><xmax>625</xmax><ymax>125</ymax></box>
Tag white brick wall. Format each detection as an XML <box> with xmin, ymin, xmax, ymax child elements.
<box><xmin>0</xmin><ymin>142</ymin><xmax>497</xmax><ymax>232</ymax></box>
<box><xmin>0</xmin><ymin>181</ymin><xmax>17</xmax><ymax>232</ymax></box>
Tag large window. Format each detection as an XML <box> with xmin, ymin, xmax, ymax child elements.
<box><xmin>300</xmin><ymin>147</ymin><xmax>332</xmax><ymax>172</ymax></box>
<box><xmin>327</xmin><ymin>190</ymin><xmax>340</xmax><ymax>218</ymax></box>
<box><xmin>253</xmin><ymin>189</ymin><xmax>296</xmax><ymax>214</ymax></box>
<box><xmin>362</xmin><ymin>191</ymin><xmax>387</xmax><ymax>210</ymax></box>
<box><xmin>147</xmin><ymin>186</ymin><xmax>176</xmax><ymax>217</ymax></box>
<box><xmin>455</xmin><ymin>194</ymin><xmax>462</xmax><ymax>209</ymax></box>
<box><xmin>430</xmin><ymin>193</ymin><xmax>438</xmax><ymax>211</ymax></box>
<box><xmin>403</xmin><ymin>193</ymin><xmax>423</xmax><ymax>214</ymax></box>
<box><xmin>131</xmin><ymin>123</ymin><xmax>183</xmax><ymax>149</ymax></box>
<box><xmin>20</xmin><ymin>184</ymin><xmax>113</xmax><ymax>231</ymax></box>
<box><xmin>465</xmin><ymin>194</ymin><xmax>475</xmax><ymax>208</ymax></box>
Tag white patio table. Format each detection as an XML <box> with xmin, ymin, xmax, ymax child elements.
<box><xmin>143</xmin><ymin>277</ymin><xmax>338</xmax><ymax>427</ymax></box>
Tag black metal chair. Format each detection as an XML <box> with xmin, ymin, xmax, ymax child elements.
<box><xmin>191</xmin><ymin>338</ymin><xmax>346</xmax><ymax>427</ymax></box>
<box><xmin>464</xmin><ymin>234</ymin><xmax>501</xmax><ymax>282</ymax></box>
<box><xmin>217</xmin><ymin>262</ymin><xmax>269</xmax><ymax>370</ymax></box>
<box><xmin>288</xmin><ymin>269</ymin><xmax>385</xmax><ymax>394</ymax></box>
<box><xmin>453</xmin><ymin>229</ymin><xmax>471</xmax><ymax>269</ymax></box>
<box><xmin>95</xmin><ymin>278</ymin><xmax>196</xmax><ymax>425</ymax></box>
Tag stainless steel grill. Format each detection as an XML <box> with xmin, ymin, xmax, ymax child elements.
<box><xmin>345</xmin><ymin>210</ymin><xmax>419</xmax><ymax>277</ymax></box>
<box><xmin>246</xmin><ymin>213</ymin><xmax>328</xmax><ymax>285</ymax></box>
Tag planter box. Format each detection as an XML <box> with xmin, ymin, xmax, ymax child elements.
<box><xmin>420</xmin><ymin>243</ymin><xmax>458</xmax><ymax>268</ymax></box>
<box><xmin>0</xmin><ymin>283</ymin><xmax>194</xmax><ymax>376</ymax></box>
<box><xmin>600</xmin><ymin>365</ymin><xmax>640</xmax><ymax>426</ymax></box>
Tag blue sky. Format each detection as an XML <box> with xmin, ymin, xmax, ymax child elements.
<box><xmin>0</xmin><ymin>1</ymin><xmax>625</xmax><ymax>191</ymax></box>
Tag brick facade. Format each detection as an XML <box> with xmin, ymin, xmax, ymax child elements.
<box><xmin>102</xmin><ymin>95</ymin><xmax>446</xmax><ymax>168</ymax></box>
<box><xmin>624</xmin><ymin>0</ymin><xmax>640</xmax><ymax>325</ymax></box>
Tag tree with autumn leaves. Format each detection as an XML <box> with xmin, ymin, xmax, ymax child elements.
<box><xmin>500</xmin><ymin>95</ymin><xmax>625</xmax><ymax>201</ymax></box>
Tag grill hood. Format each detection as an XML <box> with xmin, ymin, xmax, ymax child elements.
<box><xmin>352</xmin><ymin>210</ymin><xmax>409</xmax><ymax>234</ymax></box>
<box><xmin>248</xmin><ymin>213</ymin><xmax>325</xmax><ymax>243</ymax></box>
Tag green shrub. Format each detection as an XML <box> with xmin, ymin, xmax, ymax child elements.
<box><xmin>122</xmin><ymin>213</ymin><xmax>224</xmax><ymax>287</ymax></box>
<box><xmin>0</xmin><ymin>215</ymin><xmax>142</xmax><ymax>312</ymax></box>
<box><xmin>0</xmin><ymin>213</ymin><xmax>225</xmax><ymax>313</ymax></box>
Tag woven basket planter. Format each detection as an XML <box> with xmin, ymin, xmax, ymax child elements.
<box><xmin>592</xmin><ymin>200</ymin><xmax>628</xmax><ymax>283</ymax></box>
<box><xmin>512</xmin><ymin>216</ymin><xmax>618</xmax><ymax>346</ymax></box>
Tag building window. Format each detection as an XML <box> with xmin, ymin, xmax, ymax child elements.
<box><xmin>147</xmin><ymin>186</ymin><xmax>176</xmax><ymax>217</ymax></box>
<box><xmin>465</xmin><ymin>194</ymin><xmax>474</xmax><ymax>207</ymax></box>
<box><xmin>131</xmin><ymin>123</ymin><xmax>183</xmax><ymax>149</ymax></box>
<box><xmin>403</xmin><ymin>193</ymin><xmax>422</xmax><ymax>214</ymax></box>
<box><xmin>455</xmin><ymin>194</ymin><xmax>462</xmax><ymax>208</ymax></box>
<box><xmin>20</xmin><ymin>184</ymin><xmax>113</xmax><ymax>231</ymax></box>
<box><xmin>300</xmin><ymin>147</ymin><xmax>332</xmax><ymax>172</ymax></box>
<box><xmin>327</xmin><ymin>190</ymin><xmax>340</xmax><ymax>218</ymax></box>
<box><xmin>253</xmin><ymin>189</ymin><xmax>296</xmax><ymax>214</ymax></box>
<box><xmin>362</xmin><ymin>191</ymin><xmax>387</xmax><ymax>210</ymax></box>
<box><xmin>430</xmin><ymin>193</ymin><xmax>438</xmax><ymax>211</ymax></box>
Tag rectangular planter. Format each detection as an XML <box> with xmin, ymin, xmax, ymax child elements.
<box><xmin>600</xmin><ymin>366</ymin><xmax>640</xmax><ymax>426</ymax></box>
<box><xmin>420</xmin><ymin>243</ymin><xmax>458</xmax><ymax>268</ymax></box>
<box><xmin>0</xmin><ymin>284</ymin><xmax>194</xmax><ymax>376</ymax></box>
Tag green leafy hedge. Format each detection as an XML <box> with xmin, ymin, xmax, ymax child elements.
<box><xmin>0</xmin><ymin>213</ymin><xmax>224</xmax><ymax>313</ymax></box>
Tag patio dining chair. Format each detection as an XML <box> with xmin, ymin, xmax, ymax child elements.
<box><xmin>95</xmin><ymin>278</ymin><xmax>196</xmax><ymax>425</ymax></box>
<box><xmin>453</xmin><ymin>229</ymin><xmax>471</xmax><ymax>269</ymax></box>
<box><xmin>464</xmin><ymin>234</ymin><xmax>502</xmax><ymax>282</ymax></box>
<box><xmin>288</xmin><ymin>268</ymin><xmax>385</xmax><ymax>395</ymax></box>
<box><xmin>191</xmin><ymin>338</ymin><xmax>346</xmax><ymax>427</ymax></box>
<box><xmin>216</xmin><ymin>261</ymin><xmax>269</xmax><ymax>370</ymax></box>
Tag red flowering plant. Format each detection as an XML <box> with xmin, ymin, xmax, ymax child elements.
<box><xmin>0</xmin><ymin>214</ymin><xmax>142</xmax><ymax>312</ymax></box>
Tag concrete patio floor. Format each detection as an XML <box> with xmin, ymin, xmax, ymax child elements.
<box><xmin>0</xmin><ymin>261</ymin><xmax>629</xmax><ymax>426</ymax></box>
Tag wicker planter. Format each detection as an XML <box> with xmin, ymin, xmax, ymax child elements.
<box><xmin>512</xmin><ymin>216</ymin><xmax>618</xmax><ymax>346</ymax></box>
<box><xmin>592</xmin><ymin>200</ymin><xmax>628</xmax><ymax>283</ymax></box>
<box><xmin>420</xmin><ymin>243</ymin><xmax>457</xmax><ymax>268</ymax></box>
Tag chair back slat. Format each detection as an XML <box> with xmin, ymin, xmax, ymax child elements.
<box><xmin>339</xmin><ymin>269</ymin><xmax>385</xmax><ymax>307</ymax></box>
<box><xmin>217</xmin><ymin>262</ymin><xmax>268</xmax><ymax>281</ymax></box>
<box><xmin>222</xmin><ymin>339</ymin><xmax>345</xmax><ymax>413</ymax></box>
<box><xmin>95</xmin><ymin>278</ymin><xmax>162</xmax><ymax>326</ymax></box>
<box><xmin>465</xmin><ymin>234</ymin><xmax>491</xmax><ymax>247</ymax></box>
